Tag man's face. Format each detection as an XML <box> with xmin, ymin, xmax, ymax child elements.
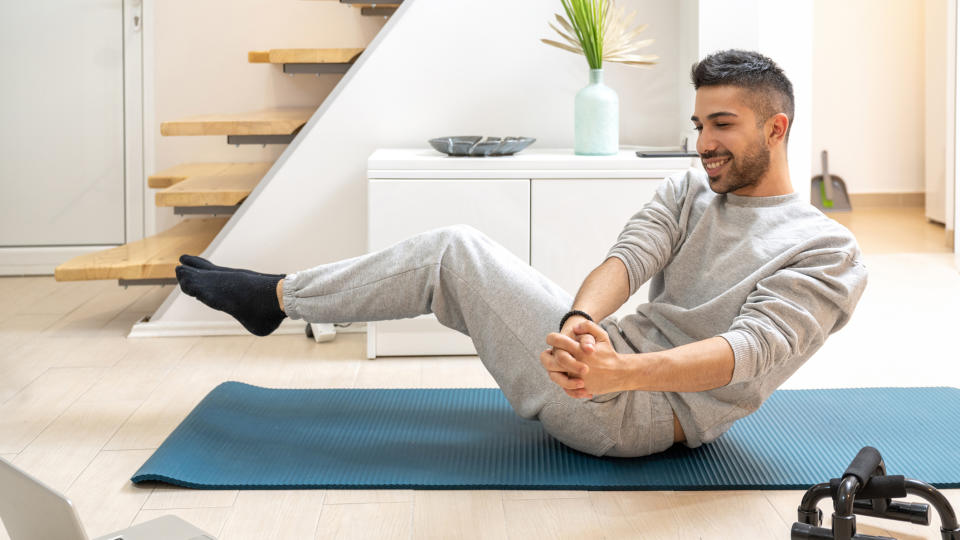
<box><xmin>691</xmin><ymin>85</ymin><xmax>771</xmax><ymax>195</ymax></box>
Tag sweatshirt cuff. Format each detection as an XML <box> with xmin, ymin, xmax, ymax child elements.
<box><xmin>718</xmin><ymin>330</ymin><xmax>756</xmax><ymax>386</ymax></box>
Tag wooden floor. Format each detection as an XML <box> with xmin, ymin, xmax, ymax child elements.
<box><xmin>0</xmin><ymin>206</ymin><xmax>957</xmax><ymax>539</ymax></box>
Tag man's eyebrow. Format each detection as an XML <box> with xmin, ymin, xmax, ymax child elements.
<box><xmin>690</xmin><ymin>112</ymin><xmax>739</xmax><ymax>123</ymax></box>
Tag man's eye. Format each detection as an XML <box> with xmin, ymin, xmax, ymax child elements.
<box><xmin>716</xmin><ymin>123</ymin><xmax>729</xmax><ymax>127</ymax></box>
<box><xmin>694</xmin><ymin>126</ymin><xmax>703</xmax><ymax>132</ymax></box>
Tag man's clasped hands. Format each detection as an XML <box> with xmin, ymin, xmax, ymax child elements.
<box><xmin>540</xmin><ymin>318</ymin><xmax>630</xmax><ymax>399</ymax></box>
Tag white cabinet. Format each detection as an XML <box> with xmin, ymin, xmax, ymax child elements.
<box><xmin>367</xmin><ymin>149</ymin><xmax>693</xmax><ymax>358</ymax></box>
<box><xmin>530</xmin><ymin>179</ymin><xmax>659</xmax><ymax>324</ymax></box>
<box><xmin>367</xmin><ymin>179</ymin><xmax>529</xmax><ymax>358</ymax></box>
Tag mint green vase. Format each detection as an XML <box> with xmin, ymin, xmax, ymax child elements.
<box><xmin>575</xmin><ymin>69</ymin><xmax>619</xmax><ymax>155</ymax></box>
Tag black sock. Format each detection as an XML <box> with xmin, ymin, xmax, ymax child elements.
<box><xmin>176</xmin><ymin>265</ymin><xmax>286</xmax><ymax>336</ymax></box>
<box><xmin>179</xmin><ymin>254</ymin><xmax>286</xmax><ymax>280</ymax></box>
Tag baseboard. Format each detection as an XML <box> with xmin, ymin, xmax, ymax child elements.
<box><xmin>0</xmin><ymin>245</ymin><xmax>117</xmax><ymax>276</ymax></box>
<box><xmin>848</xmin><ymin>192</ymin><xmax>925</xmax><ymax>208</ymax></box>
<box><xmin>128</xmin><ymin>317</ymin><xmax>366</xmax><ymax>338</ymax></box>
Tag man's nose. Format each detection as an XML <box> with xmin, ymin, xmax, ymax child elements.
<box><xmin>696</xmin><ymin>132</ymin><xmax>716</xmax><ymax>155</ymax></box>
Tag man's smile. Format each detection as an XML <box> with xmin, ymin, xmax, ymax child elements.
<box><xmin>703</xmin><ymin>156</ymin><xmax>731</xmax><ymax>174</ymax></box>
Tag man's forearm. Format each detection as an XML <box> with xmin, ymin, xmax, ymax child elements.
<box><xmin>570</xmin><ymin>257</ymin><xmax>631</xmax><ymax>321</ymax></box>
<box><xmin>621</xmin><ymin>336</ymin><xmax>736</xmax><ymax>393</ymax></box>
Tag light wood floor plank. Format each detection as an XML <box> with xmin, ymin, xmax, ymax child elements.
<box><xmin>104</xmin><ymin>336</ymin><xmax>254</xmax><ymax>450</ymax></box>
<box><xmin>413</xmin><ymin>490</ymin><xmax>507</xmax><ymax>540</ymax></box>
<box><xmin>0</xmin><ymin>275</ymin><xmax>69</xmax><ymax>322</ymax></box>
<box><xmin>420</xmin><ymin>356</ymin><xmax>498</xmax><ymax>388</ymax></box>
<box><xmin>323</xmin><ymin>489</ymin><xmax>413</xmax><ymax>505</ymax></box>
<box><xmin>40</xmin><ymin>281</ymin><xmax>153</xmax><ymax>337</ymax></box>
<box><xmin>588</xmin><ymin>491</ymin><xmax>684</xmax><ymax>538</ymax></box>
<box><xmin>217</xmin><ymin>490</ymin><xmax>327</xmax><ymax>540</ymax></box>
<box><xmin>502</xmin><ymin>496</ymin><xmax>603</xmax><ymax>540</ymax></box>
<box><xmin>142</xmin><ymin>485</ymin><xmax>238</xmax><ymax>511</ymax></box>
<box><xmin>661</xmin><ymin>491</ymin><xmax>790</xmax><ymax>539</ymax></box>
<box><xmin>231</xmin><ymin>334</ymin><xmax>360</xmax><ymax>389</ymax></box>
<box><xmin>79</xmin><ymin>337</ymin><xmax>197</xmax><ymax>404</ymax></box>
<box><xmin>132</xmin><ymin>507</ymin><xmax>231</xmax><ymax>538</ymax></box>
<box><xmin>64</xmin><ymin>449</ymin><xmax>156</xmax><ymax>538</ymax></box>
<box><xmin>830</xmin><ymin>206</ymin><xmax>950</xmax><ymax>254</ymax></box>
<box><xmin>0</xmin><ymin>335</ymin><xmax>133</xmax><ymax>405</ymax></box>
<box><xmin>0</xmin><ymin>367</ymin><xmax>102</xmax><ymax>453</ymax></box>
<box><xmin>0</xmin><ymin>313</ymin><xmax>60</xmax><ymax>355</ymax></box>
<box><xmin>13</xmin><ymin>397</ymin><xmax>142</xmax><ymax>492</ymax></box>
<box><xmin>502</xmin><ymin>490</ymin><xmax>589</xmax><ymax>500</ymax></box>
<box><xmin>25</xmin><ymin>279</ymin><xmax>115</xmax><ymax>316</ymax></box>
<box><xmin>355</xmin><ymin>356</ymin><xmax>421</xmax><ymax>388</ymax></box>
<box><xmin>314</xmin><ymin>501</ymin><xmax>412</xmax><ymax>540</ymax></box>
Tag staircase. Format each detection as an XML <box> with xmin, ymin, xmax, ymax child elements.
<box><xmin>54</xmin><ymin>1</ymin><xmax>401</xmax><ymax>286</ymax></box>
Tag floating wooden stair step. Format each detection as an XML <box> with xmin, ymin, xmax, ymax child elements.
<box><xmin>248</xmin><ymin>48</ymin><xmax>365</xmax><ymax>75</ymax></box>
<box><xmin>340</xmin><ymin>0</ymin><xmax>401</xmax><ymax>16</ymax></box>
<box><xmin>160</xmin><ymin>107</ymin><xmax>314</xmax><ymax>137</ymax></box>
<box><xmin>156</xmin><ymin>170</ymin><xmax>266</xmax><ymax>207</ymax></box>
<box><xmin>248</xmin><ymin>48</ymin><xmax>364</xmax><ymax>64</ymax></box>
<box><xmin>148</xmin><ymin>162</ymin><xmax>272</xmax><ymax>189</ymax></box>
<box><xmin>54</xmin><ymin>217</ymin><xmax>228</xmax><ymax>282</ymax></box>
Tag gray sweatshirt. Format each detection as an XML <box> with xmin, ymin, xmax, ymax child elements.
<box><xmin>605</xmin><ymin>168</ymin><xmax>869</xmax><ymax>449</ymax></box>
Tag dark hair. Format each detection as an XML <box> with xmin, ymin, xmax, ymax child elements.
<box><xmin>690</xmin><ymin>49</ymin><xmax>794</xmax><ymax>144</ymax></box>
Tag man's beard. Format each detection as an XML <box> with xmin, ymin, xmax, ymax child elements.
<box><xmin>705</xmin><ymin>135</ymin><xmax>771</xmax><ymax>194</ymax></box>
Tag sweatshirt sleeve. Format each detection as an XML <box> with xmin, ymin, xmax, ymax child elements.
<box><xmin>718</xmin><ymin>247</ymin><xmax>869</xmax><ymax>386</ymax></box>
<box><xmin>605</xmin><ymin>173</ymin><xmax>689</xmax><ymax>296</ymax></box>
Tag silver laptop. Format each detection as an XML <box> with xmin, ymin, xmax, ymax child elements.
<box><xmin>0</xmin><ymin>456</ymin><xmax>215</xmax><ymax>540</ymax></box>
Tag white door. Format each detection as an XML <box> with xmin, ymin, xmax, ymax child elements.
<box><xmin>0</xmin><ymin>1</ymin><xmax>126</xmax><ymax>247</ymax></box>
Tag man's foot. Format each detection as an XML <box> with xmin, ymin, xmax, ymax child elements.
<box><xmin>179</xmin><ymin>254</ymin><xmax>285</xmax><ymax>280</ymax></box>
<box><xmin>176</xmin><ymin>265</ymin><xmax>286</xmax><ymax>336</ymax></box>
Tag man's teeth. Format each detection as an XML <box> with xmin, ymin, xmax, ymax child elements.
<box><xmin>705</xmin><ymin>157</ymin><xmax>730</xmax><ymax>170</ymax></box>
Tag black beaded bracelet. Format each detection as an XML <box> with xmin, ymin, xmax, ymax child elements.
<box><xmin>559</xmin><ymin>310</ymin><xmax>593</xmax><ymax>332</ymax></box>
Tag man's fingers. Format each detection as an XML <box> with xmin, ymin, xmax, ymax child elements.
<box><xmin>540</xmin><ymin>348</ymin><xmax>588</xmax><ymax>378</ymax></box>
<box><xmin>545</xmin><ymin>332</ymin><xmax>581</xmax><ymax>352</ymax></box>
<box><xmin>553</xmin><ymin>348</ymin><xmax>589</xmax><ymax>377</ymax></box>
<box><xmin>580</xmin><ymin>333</ymin><xmax>596</xmax><ymax>352</ymax></box>
<box><xmin>573</xmin><ymin>320</ymin><xmax>610</xmax><ymax>344</ymax></box>
<box><xmin>547</xmin><ymin>370</ymin><xmax>585</xmax><ymax>390</ymax></box>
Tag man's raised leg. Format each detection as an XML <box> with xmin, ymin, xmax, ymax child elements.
<box><xmin>281</xmin><ymin>224</ymin><xmax>646</xmax><ymax>456</ymax></box>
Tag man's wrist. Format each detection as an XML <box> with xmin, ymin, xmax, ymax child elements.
<box><xmin>559</xmin><ymin>309</ymin><xmax>593</xmax><ymax>332</ymax></box>
<box><xmin>620</xmin><ymin>351</ymin><xmax>667</xmax><ymax>392</ymax></box>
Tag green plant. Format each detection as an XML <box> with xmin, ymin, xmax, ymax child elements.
<box><xmin>542</xmin><ymin>0</ymin><xmax>658</xmax><ymax>70</ymax></box>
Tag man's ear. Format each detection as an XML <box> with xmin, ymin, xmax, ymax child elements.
<box><xmin>767</xmin><ymin>113</ymin><xmax>789</xmax><ymax>144</ymax></box>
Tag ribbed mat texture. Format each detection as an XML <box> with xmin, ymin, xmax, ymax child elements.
<box><xmin>132</xmin><ymin>383</ymin><xmax>960</xmax><ymax>490</ymax></box>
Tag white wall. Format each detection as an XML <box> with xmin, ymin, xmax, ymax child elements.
<box><xmin>149</xmin><ymin>0</ymin><xmax>388</xmax><ymax>235</ymax></box>
<box><xmin>149</xmin><ymin>0</ymin><xmax>697</xmax><ymax>329</ymax></box>
<box><xmin>812</xmin><ymin>0</ymin><xmax>925</xmax><ymax>195</ymax></box>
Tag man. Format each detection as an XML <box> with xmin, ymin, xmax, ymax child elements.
<box><xmin>175</xmin><ymin>49</ymin><xmax>868</xmax><ymax>458</ymax></box>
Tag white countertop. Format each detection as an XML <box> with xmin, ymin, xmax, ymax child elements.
<box><xmin>368</xmin><ymin>148</ymin><xmax>697</xmax><ymax>179</ymax></box>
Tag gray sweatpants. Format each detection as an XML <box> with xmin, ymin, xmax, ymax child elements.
<box><xmin>281</xmin><ymin>224</ymin><xmax>676</xmax><ymax>457</ymax></box>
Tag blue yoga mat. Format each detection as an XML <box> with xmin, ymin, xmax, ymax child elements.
<box><xmin>132</xmin><ymin>382</ymin><xmax>960</xmax><ymax>490</ymax></box>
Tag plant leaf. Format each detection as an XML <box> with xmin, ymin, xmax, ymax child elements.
<box><xmin>544</xmin><ymin>0</ymin><xmax>657</xmax><ymax>70</ymax></box>
<box><xmin>541</xmin><ymin>38</ymin><xmax>586</xmax><ymax>56</ymax></box>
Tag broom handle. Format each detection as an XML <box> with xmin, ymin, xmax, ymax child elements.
<box><xmin>822</xmin><ymin>150</ymin><xmax>835</xmax><ymax>200</ymax></box>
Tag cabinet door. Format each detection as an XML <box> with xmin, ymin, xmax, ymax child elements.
<box><xmin>367</xmin><ymin>179</ymin><xmax>530</xmax><ymax>357</ymax></box>
<box><xmin>531</xmin><ymin>179</ymin><xmax>661</xmax><ymax>324</ymax></box>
